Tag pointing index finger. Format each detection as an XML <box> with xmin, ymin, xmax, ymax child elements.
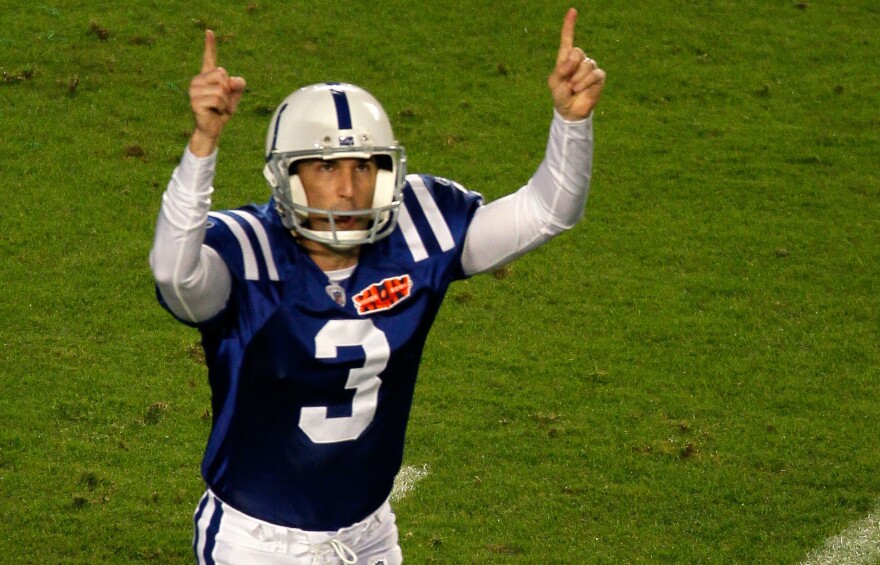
<box><xmin>557</xmin><ymin>8</ymin><xmax>578</xmax><ymax>64</ymax></box>
<box><xmin>201</xmin><ymin>29</ymin><xmax>217</xmax><ymax>73</ymax></box>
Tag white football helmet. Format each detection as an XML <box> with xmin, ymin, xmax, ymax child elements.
<box><xmin>263</xmin><ymin>83</ymin><xmax>407</xmax><ymax>249</ymax></box>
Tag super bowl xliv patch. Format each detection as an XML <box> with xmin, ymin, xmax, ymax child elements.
<box><xmin>353</xmin><ymin>275</ymin><xmax>412</xmax><ymax>315</ymax></box>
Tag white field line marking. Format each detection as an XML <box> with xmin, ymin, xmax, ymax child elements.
<box><xmin>391</xmin><ymin>464</ymin><xmax>429</xmax><ymax>502</ymax></box>
<box><xmin>801</xmin><ymin>501</ymin><xmax>880</xmax><ymax>565</ymax></box>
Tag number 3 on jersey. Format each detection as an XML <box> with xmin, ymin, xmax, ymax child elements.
<box><xmin>299</xmin><ymin>319</ymin><xmax>390</xmax><ymax>444</ymax></box>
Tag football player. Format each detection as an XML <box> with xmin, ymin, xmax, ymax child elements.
<box><xmin>151</xmin><ymin>8</ymin><xmax>605</xmax><ymax>564</ymax></box>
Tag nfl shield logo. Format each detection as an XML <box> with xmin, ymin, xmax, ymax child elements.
<box><xmin>325</xmin><ymin>283</ymin><xmax>346</xmax><ymax>306</ymax></box>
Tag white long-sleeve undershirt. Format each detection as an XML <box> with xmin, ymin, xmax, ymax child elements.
<box><xmin>461</xmin><ymin>110</ymin><xmax>593</xmax><ymax>275</ymax></box>
<box><xmin>150</xmin><ymin>110</ymin><xmax>594</xmax><ymax>323</ymax></box>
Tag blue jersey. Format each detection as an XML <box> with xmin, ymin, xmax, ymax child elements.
<box><xmin>161</xmin><ymin>174</ymin><xmax>482</xmax><ymax>531</ymax></box>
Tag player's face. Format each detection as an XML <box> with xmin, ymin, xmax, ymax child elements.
<box><xmin>296</xmin><ymin>158</ymin><xmax>379</xmax><ymax>232</ymax></box>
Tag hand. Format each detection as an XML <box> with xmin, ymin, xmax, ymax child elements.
<box><xmin>188</xmin><ymin>30</ymin><xmax>247</xmax><ymax>156</ymax></box>
<box><xmin>548</xmin><ymin>8</ymin><xmax>606</xmax><ymax>121</ymax></box>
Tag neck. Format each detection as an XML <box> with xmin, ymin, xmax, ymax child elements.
<box><xmin>299</xmin><ymin>238</ymin><xmax>361</xmax><ymax>272</ymax></box>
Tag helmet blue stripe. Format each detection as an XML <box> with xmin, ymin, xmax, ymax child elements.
<box><xmin>329</xmin><ymin>88</ymin><xmax>353</xmax><ymax>130</ymax></box>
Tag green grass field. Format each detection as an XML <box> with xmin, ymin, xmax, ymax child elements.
<box><xmin>1</xmin><ymin>1</ymin><xmax>878</xmax><ymax>562</ymax></box>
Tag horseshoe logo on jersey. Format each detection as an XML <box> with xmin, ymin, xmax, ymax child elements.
<box><xmin>353</xmin><ymin>275</ymin><xmax>413</xmax><ymax>315</ymax></box>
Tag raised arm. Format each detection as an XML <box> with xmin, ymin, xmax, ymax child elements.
<box><xmin>461</xmin><ymin>8</ymin><xmax>606</xmax><ymax>276</ymax></box>
<box><xmin>150</xmin><ymin>30</ymin><xmax>245</xmax><ymax>323</ymax></box>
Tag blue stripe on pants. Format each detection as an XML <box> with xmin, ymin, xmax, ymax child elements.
<box><xmin>192</xmin><ymin>494</ymin><xmax>209</xmax><ymax>563</ymax></box>
<box><xmin>193</xmin><ymin>493</ymin><xmax>224</xmax><ymax>565</ymax></box>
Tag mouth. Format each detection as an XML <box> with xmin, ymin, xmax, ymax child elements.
<box><xmin>306</xmin><ymin>213</ymin><xmax>366</xmax><ymax>232</ymax></box>
<box><xmin>332</xmin><ymin>215</ymin><xmax>360</xmax><ymax>229</ymax></box>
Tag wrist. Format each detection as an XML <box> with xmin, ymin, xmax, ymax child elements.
<box><xmin>189</xmin><ymin>128</ymin><xmax>221</xmax><ymax>158</ymax></box>
<box><xmin>553</xmin><ymin>108</ymin><xmax>592</xmax><ymax>125</ymax></box>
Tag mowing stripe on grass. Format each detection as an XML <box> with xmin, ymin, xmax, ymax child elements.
<box><xmin>801</xmin><ymin>501</ymin><xmax>880</xmax><ymax>565</ymax></box>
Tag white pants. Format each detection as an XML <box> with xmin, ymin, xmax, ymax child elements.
<box><xmin>193</xmin><ymin>490</ymin><xmax>403</xmax><ymax>565</ymax></box>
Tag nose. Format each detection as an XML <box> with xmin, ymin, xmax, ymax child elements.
<box><xmin>336</xmin><ymin>166</ymin><xmax>356</xmax><ymax>199</ymax></box>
